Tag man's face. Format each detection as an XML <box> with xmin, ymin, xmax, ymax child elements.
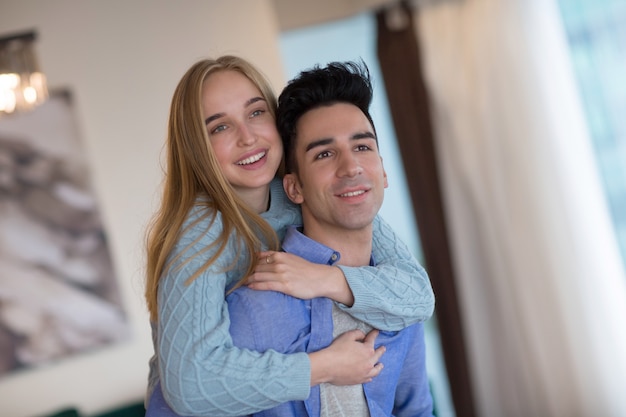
<box><xmin>283</xmin><ymin>102</ymin><xmax>388</xmax><ymax>237</ymax></box>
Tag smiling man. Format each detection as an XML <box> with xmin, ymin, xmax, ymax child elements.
<box><xmin>283</xmin><ymin>100</ymin><xmax>387</xmax><ymax>248</ymax></box>
<box><xmin>222</xmin><ymin>62</ymin><xmax>434</xmax><ymax>417</ymax></box>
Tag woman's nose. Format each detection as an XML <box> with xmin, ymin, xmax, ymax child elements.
<box><xmin>237</xmin><ymin>124</ymin><xmax>257</xmax><ymax>146</ymax></box>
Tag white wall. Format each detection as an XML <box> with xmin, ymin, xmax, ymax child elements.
<box><xmin>0</xmin><ymin>1</ymin><xmax>285</xmax><ymax>416</ymax></box>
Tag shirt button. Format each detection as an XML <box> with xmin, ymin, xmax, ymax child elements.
<box><xmin>331</xmin><ymin>254</ymin><xmax>338</xmax><ymax>261</ymax></box>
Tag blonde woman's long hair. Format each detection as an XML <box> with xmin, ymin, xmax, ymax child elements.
<box><xmin>145</xmin><ymin>56</ymin><xmax>280</xmax><ymax>322</ymax></box>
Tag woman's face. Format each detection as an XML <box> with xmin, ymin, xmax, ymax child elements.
<box><xmin>201</xmin><ymin>70</ymin><xmax>282</xmax><ymax>202</ymax></box>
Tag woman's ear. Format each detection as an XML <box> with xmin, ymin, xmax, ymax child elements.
<box><xmin>283</xmin><ymin>174</ymin><xmax>304</xmax><ymax>204</ymax></box>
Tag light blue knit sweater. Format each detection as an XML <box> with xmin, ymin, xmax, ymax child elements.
<box><xmin>147</xmin><ymin>178</ymin><xmax>434</xmax><ymax>416</ymax></box>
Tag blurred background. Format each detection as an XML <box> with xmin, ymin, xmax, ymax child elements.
<box><xmin>0</xmin><ymin>1</ymin><xmax>624</xmax><ymax>416</ymax></box>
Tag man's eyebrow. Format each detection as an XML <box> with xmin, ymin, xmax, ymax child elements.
<box><xmin>305</xmin><ymin>138</ymin><xmax>333</xmax><ymax>153</ymax></box>
<box><xmin>352</xmin><ymin>131</ymin><xmax>377</xmax><ymax>140</ymax></box>
<box><xmin>204</xmin><ymin>97</ymin><xmax>266</xmax><ymax>126</ymax></box>
<box><xmin>304</xmin><ymin>131</ymin><xmax>377</xmax><ymax>153</ymax></box>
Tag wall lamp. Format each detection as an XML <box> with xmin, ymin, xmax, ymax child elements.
<box><xmin>0</xmin><ymin>30</ymin><xmax>49</xmax><ymax>115</ymax></box>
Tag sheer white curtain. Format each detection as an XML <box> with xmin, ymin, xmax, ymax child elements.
<box><xmin>415</xmin><ymin>0</ymin><xmax>626</xmax><ymax>416</ymax></box>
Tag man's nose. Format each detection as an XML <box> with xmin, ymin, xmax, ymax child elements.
<box><xmin>337</xmin><ymin>153</ymin><xmax>362</xmax><ymax>178</ymax></box>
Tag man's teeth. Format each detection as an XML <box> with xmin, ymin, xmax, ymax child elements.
<box><xmin>340</xmin><ymin>190</ymin><xmax>365</xmax><ymax>197</ymax></box>
<box><xmin>237</xmin><ymin>151</ymin><xmax>265</xmax><ymax>165</ymax></box>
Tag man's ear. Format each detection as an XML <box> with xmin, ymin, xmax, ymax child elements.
<box><xmin>380</xmin><ymin>156</ymin><xmax>389</xmax><ymax>189</ymax></box>
<box><xmin>283</xmin><ymin>173</ymin><xmax>304</xmax><ymax>204</ymax></box>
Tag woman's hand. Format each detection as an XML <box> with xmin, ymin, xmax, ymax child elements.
<box><xmin>309</xmin><ymin>329</ymin><xmax>385</xmax><ymax>386</ymax></box>
<box><xmin>247</xmin><ymin>251</ymin><xmax>355</xmax><ymax>305</ymax></box>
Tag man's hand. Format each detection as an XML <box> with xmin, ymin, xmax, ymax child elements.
<box><xmin>247</xmin><ymin>251</ymin><xmax>355</xmax><ymax>305</ymax></box>
<box><xmin>309</xmin><ymin>329</ymin><xmax>385</xmax><ymax>386</ymax></box>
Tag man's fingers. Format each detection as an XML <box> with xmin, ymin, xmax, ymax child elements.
<box><xmin>364</xmin><ymin>329</ymin><xmax>385</xmax><ymax>375</ymax></box>
<box><xmin>342</xmin><ymin>328</ymin><xmax>367</xmax><ymax>342</ymax></box>
<box><xmin>373</xmin><ymin>344</ymin><xmax>386</xmax><ymax>362</ymax></box>
<box><xmin>370</xmin><ymin>361</ymin><xmax>384</xmax><ymax>378</ymax></box>
<box><xmin>363</xmin><ymin>329</ymin><xmax>380</xmax><ymax>345</ymax></box>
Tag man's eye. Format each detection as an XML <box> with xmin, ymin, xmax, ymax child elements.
<box><xmin>356</xmin><ymin>144</ymin><xmax>372</xmax><ymax>151</ymax></box>
<box><xmin>315</xmin><ymin>150</ymin><xmax>332</xmax><ymax>159</ymax></box>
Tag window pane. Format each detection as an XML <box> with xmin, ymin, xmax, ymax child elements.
<box><xmin>558</xmin><ymin>0</ymin><xmax>626</xmax><ymax>268</ymax></box>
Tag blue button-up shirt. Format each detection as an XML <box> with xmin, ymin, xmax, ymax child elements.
<box><xmin>227</xmin><ymin>226</ymin><xmax>433</xmax><ymax>417</ymax></box>
<box><xmin>146</xmin><ymin>226</ymin><xmax>433</xmax><ymax>417</ymax></box>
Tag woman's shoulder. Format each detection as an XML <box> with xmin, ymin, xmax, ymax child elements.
<box><xmin>175</xmin><ymin>202</ymin><xmax>227</xmax><ymax>251</ymax></box>
<box><xmin>168</xmin><ymin>201</ymin><xmax>238</xmax><ymax>272</ymax></box>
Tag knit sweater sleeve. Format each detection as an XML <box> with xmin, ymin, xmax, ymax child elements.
<box><xmin>336</xmin><ymin>215</ymin><xmax>435</xmax><ymax>331</ymax></box>
<box><xmin>156</xmin><ymin>207</ymin><xmax>310</xmax><ymax>416</ymax></box>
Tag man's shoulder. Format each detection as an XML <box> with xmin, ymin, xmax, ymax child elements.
<box><xmin>226</xmin><ymin>287</ymin><xmax>309</xmax><ymax>313</ymax></box>
<box><xmin>226</xmin><ymin>287</ymin><xmax>314</xmax><ymax>354</ymax></box>
<box><xmin>227</xmin><ymin>287</ymin><xmax>290</xmax><ymax>303</ymax></box>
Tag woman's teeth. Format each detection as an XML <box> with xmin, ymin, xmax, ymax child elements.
<box><xmin>237</xmin><ymin>151</ymin><xmax>266</xmax><ymax>165</ymax></box>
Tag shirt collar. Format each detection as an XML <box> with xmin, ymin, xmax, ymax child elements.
<box><xmin>282</xmin><ymin>226</ymin><xmax>341</xmax><ymax>266</ymax></box>
<box><xmin>282</xmin><ymin>225</ymin><xmax>376</xmax><ymax>266</ymax></box>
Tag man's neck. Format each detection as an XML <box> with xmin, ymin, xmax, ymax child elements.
<box><xmin>302</xmin><ymin>225</ymin><xmax>373</xmax><ymax>267</ymax></box>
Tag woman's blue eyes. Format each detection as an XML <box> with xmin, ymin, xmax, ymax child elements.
<box><xmin>209</xmin><ymin>109</ymin><xmax>266</xmax><ymax>135</ymax></box>
<box><xmin>211</xmin><ymin>125</ymin><xmax>227</xmax><ymax>134</ymax></box>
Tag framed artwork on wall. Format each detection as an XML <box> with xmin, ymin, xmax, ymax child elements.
<box><xmin>0</xmin><ymin>91</ymin><xmax>129</xmax><ymax>377</ymax></box>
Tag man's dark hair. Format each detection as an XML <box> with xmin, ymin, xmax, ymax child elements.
<box><xmin>276</xmin><ymin>60</ymin><xmax>377</xmax><ymax>174</ymax></box>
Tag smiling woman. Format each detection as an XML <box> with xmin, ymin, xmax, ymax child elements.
<box><xmin>201</xmin><ymin>69</ymin><xmax>283</xmax><ymax>212</ymax></box>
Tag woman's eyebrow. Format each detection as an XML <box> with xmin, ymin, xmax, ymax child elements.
<box><xmin>204</xmin><ymin>97</ymin><xmax>266</xmax><ymax>125</ymax></box>
<box><xmin>205</xmin><ymin>112</ymin><xmax>224</xmax><ymax>125</ymax></box>
<box><xmin>245</xmin><ymin>96</ymin><xmax>266</xmax><ymax>107</ymax></box>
